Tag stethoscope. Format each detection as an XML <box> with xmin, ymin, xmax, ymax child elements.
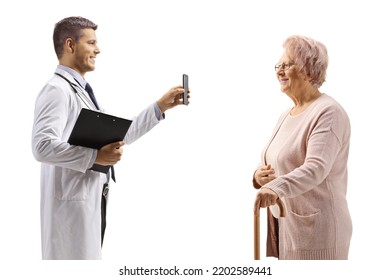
<box><xmin>54</xmin><ymin>72</ymin><xmax>98</xmax><ymax>111</ymax></box>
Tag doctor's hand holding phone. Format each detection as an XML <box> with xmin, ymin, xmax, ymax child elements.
<box><xmin>156</xmin><ymin>74</ymin><xmax>190</xmax><ymax>112</ymax></box>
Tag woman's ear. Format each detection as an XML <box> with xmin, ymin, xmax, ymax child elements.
<box><xmin>303</xmin><ymin>73</ymin><xmax>313</xmax><ymax>82</ymax></box>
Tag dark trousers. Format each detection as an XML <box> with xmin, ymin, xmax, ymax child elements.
<box><xmin>101</xmin><ymin>183</ymin><xmax>109</xmax><ymax>246</ymax></box>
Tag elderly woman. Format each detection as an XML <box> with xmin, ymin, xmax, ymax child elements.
<box><xmin>253</xmin><ymin>35</ymin><xmax>352</xmax><ymax>260</ymax></box>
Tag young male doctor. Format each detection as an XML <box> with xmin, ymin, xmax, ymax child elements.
<box><xmin>31</xmin><ymin>16</ymin><xmax>188</xmax><ymax>260</ymax></box>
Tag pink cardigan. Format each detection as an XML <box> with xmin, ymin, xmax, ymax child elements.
<box><xmin>254</xmin><ymin>94</ymin><xmax>352</xmax><ymax>259</ymax></box>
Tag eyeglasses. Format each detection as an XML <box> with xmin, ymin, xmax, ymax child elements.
<box><xmin>275</xmin><ymin>62</ymin><xmax>294</xmax><ymax>72</ymax></box>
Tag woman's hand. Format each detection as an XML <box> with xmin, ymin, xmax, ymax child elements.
<box><xmin>253</xmin><ymin>188</ymin><xmax>279</xmax><ymax>215</ymax></box>
<box><xmin>254</xmin><ymin>164</ymin><xmax>276</xmax><ymax>187</ymax></box>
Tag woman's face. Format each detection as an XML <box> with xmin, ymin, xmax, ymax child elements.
<box><xmin>275</xmin><ymin>51</ymin><xmax>307</xmax><ymax>96</ymax></box>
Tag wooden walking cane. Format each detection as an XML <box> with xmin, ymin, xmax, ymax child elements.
<box><xmin>254</xmin><ymin>198</ymin><xmax>286</xmax><ymax>260</ymax></box>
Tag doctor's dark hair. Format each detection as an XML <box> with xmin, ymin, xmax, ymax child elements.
<box><xmin>53</xmin><ymin>16</ymin><xmax>98</xmax><ymax>59</ymax></box>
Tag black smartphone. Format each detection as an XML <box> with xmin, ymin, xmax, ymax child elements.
<box><xmin>182</xmin><ymin>74</ymin><xmax>189</xmax><ymax>105</ymax></box>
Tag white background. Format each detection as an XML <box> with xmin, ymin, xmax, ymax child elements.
<box><xmin>1</xmin><ymin>0</ymin><xmax>389</xmax><ymax>279</ymax></box>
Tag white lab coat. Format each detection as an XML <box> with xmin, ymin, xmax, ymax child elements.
<box><xmin>32</xmin><ymin>68</ymin><xmax>160</xmax><ymax>259</ymax></box>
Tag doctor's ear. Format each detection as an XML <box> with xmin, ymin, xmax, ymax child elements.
<box><xmin>64</xmin><ymin>38</ymin><xmax>76</xmax><ymax>54</ymax></box>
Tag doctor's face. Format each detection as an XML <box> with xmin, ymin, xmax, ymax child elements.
<box><xmin>72</xmin><ymin>28</ymin><xmax>100</xmax><ymax>77</ymax></box>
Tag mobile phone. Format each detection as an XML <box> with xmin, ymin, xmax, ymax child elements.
<box><xmin>182</xmin><ymin>74</ymin><xmax>189</xmax><ymax>105</ymax></box>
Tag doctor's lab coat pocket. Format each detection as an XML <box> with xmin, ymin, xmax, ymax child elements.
<box><xmin>55</xmin><ymin>169</ymin><xmax>90</xmax><ymax>201</ymax></box>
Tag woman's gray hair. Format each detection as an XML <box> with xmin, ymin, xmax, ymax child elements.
<box><xmin>283</xmin><ymin>35</ymin><xmax>328</xmax><ymax>88</ymax></box>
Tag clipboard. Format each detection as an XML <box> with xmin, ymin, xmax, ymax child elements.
<box><xmin>68</xmin><ymin>108</ymin><xmax>132</xmax><ymax>174</ymax></box>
